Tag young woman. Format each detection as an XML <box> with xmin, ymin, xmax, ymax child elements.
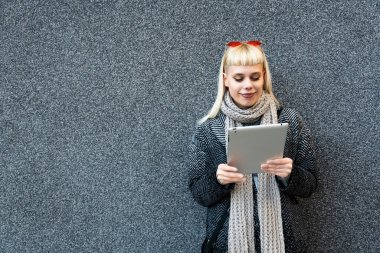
<box><xmin>188</xmin><ymin>41</ymin><xmax>317</xmax><ymax>253</ymax></box>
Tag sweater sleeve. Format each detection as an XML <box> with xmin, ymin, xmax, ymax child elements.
<box><xmin>279</xmin><ymin>109</ymin><xmax>317</xmax><ymax>198</ymax></box>
<box><xmin>188</xmin><ymin>123</ymin><xmax>234</xmax><ymax>207</ymax></box>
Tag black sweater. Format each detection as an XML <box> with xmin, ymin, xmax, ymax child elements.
<box><xmin>188</xmin><ymin>108</ymin><xmax>317</xmax><ymax>253</ymax></box>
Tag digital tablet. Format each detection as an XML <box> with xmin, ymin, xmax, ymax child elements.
<box><xmin>227</xmin><ymin>123</ymin><xmax>288</xmax><ymax>174</ymax></box>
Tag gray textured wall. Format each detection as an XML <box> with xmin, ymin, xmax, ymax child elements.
<box><xmin>1</xmin><ymin>0</ymin><xmax>379</xmax><ymax>252</ymax></box>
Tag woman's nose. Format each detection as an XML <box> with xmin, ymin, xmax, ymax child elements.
<box><xmin>243</xmin><ymin>79</ymin><xmax>254</xmax><ymax>89</ymax></box>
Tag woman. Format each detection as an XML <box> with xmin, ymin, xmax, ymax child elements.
<box><xmin>188</xmin><ymin>41</ymin><xmax>317</xmax><ymax>253</ymax></box>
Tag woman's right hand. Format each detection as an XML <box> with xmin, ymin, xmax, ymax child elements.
<box><xmin>216</xmin><ymin>164</ymin><xmax>246</xmax><ymax>185</ymax></box>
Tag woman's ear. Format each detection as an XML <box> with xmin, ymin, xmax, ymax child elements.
<box><xmin>223</xmin><ymin>73</ymin><xmax>229</xmax><ymax>88</ymax></box>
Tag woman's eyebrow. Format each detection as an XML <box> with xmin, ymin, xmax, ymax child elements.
<box><xmin>233</xmin><ymin>72</ymin><xmax>260</xmax><ymax>76</ymax></box>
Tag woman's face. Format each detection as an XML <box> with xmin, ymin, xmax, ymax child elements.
<box><xmin>223</xmin><ymin>64</ymin><xmax>265</xmax><ymax>109</ymax></box>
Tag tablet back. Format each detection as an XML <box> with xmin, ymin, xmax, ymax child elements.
<box><xmin>227</xmin><ymin>123</ymin><xmax>288</xmax><ymax>174</ymax></box>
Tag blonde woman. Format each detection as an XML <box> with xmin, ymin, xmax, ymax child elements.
<box><xmin>188</xmin><ymin>41</ymin><xmax>317</xmax><ymax>253</ymax></box>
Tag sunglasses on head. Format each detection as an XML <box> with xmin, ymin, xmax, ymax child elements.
<box><xmin>226</xmin><ymin>40</ymin><xmax>262</xmax><ymax>47</ymax></box>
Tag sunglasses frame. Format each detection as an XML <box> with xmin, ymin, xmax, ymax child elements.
<box><xmin>226</xmin><ymin>40</ymin><xmax>262</xmax><ymax>47</ymax></box>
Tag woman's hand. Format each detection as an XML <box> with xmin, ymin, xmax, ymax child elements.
<box><xmin>216</xmin><ymin>164</ymin><xmax>246</xmax><ymax>185</ymax></box>
<box><xmin>261</xmin><ymin>157</ymin><xmax>293</xmax><ymax>180</ymax></box>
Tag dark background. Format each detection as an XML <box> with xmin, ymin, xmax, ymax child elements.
<box><xmin>1</xmin><ymin>0</ymin><xmax>379</xmax><ymax>252</ymax></box>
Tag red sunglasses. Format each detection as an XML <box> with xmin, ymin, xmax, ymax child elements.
<box><xmin>226</xmin><ymin>40</ymin><xmax>262</xmax><ymax>47</ymax></box>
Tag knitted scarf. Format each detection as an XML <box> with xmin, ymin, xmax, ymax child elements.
<box><xmin>221</xmin><ymin>91</ymin><xmax>285</xmax><ymax>253</ymax></box>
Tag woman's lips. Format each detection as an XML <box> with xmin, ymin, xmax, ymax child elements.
<box><xmin>241</xmin><ymin>93</ymin><xmax>254</xmax><ymax>98</ymax></box>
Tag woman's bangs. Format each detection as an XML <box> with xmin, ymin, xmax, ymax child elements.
<box><xmin>225</xmin><ymin>46</ymin><xmax>264</xmax><ymax>67</ymax></box>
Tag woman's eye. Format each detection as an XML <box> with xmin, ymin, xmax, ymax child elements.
<box><xmin>234</xmin><ymin>78</ymin><xmax>243</xmax><ymax>82</ymax></box>
<box><xmin>250</xmin><ymin>74</ymin><xmax>260</xmax><ymax>81</ymax></box>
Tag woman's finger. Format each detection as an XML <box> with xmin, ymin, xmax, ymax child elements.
<box><xmin>218</xmin><ymin>164</ymin><xmax>239</xmax><ymax>172</ymax></box>
<box><xmin>217</xmin><ymin>175</ymin><xmax>246</xmax><ymax>184</ymax></box>
<box><xmin>266</xmin><ymin>157</ymin><xmax>293</xmax><ymax>165</ymax></box>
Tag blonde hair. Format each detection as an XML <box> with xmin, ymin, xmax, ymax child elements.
<box><xmin>199</xmin><ymin>42</ymin><xmax>279</xmax><ymax>123</ymax></box>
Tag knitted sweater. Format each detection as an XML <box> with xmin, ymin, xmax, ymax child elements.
<box><xmin>188</xmin><ymin>108</ymin><xmax>317</xmax><ymax>253</ymax></box>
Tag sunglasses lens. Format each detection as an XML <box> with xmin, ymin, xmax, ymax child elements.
<box><xmin>226</xmin><ymin>41</ymin><xmax>242</xmax><ymax>47</ymax></box>
<box><xmin>246</xmin><ymin>41</ymin><xmax>262</xmax><ymax>47</ymax></box>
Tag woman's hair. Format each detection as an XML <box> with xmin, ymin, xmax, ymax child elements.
<box><xmin>199</xmin><ymin>42</ymin><xmax>279</xmax><ymax>123</ymax></box>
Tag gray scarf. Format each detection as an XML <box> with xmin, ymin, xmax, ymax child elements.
<box><xmin>221</xmin><ymin>91</ymin><xmax>285</xmax><ymax>253</ymax></box>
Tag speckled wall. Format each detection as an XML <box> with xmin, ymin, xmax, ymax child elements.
<box><xmin>1</xmin><ymin>0</ymin><xmax>379</xmax><ymax>252</ymax></box>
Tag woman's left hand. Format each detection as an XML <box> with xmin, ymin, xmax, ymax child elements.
<box><xmin>261</xmin><ymin>157</ymin><xmax>293</xmax><ymax>180</ymax></box>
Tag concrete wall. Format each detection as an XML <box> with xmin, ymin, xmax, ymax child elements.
<box><xmin>1</xmin><ymin>0</ymin><xmax>379</xmax><ymax>252</ymax></box>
